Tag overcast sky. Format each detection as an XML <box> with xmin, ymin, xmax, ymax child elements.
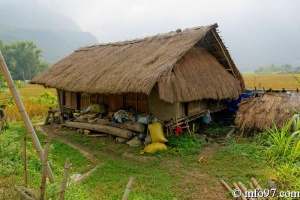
<box><xmin>13</xmin><ymin>0</ymin><xmax>300</xmax><ymax>71</ymax></box>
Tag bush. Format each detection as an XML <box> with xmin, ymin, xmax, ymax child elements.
<box><xmin>167</xmin><ymin>133</ymin><xmax>203</xmax><ymax>155</ymax></box>
<box><xmin>257</xmin><ymin>115</ymin><xmax>300</xmax><ymax>164</ymax></box>
<box><xmin>29</xmin><ymin>91</ymin><xmax>57</xmax><ymax>107</ymax></box>
<box><xmin>257</xmin><ymin>114</ymin><xmax>300</xmax><ymax>190</ymax></box>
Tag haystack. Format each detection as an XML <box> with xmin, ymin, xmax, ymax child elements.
<box><xmin>235</xmin><ymin>93</ymin><xmax>300</xmax><ymax>132</ymax></box>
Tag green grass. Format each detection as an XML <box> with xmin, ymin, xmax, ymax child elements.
<box><xmin>0</xmin><ymin>122</ymin><xmax>92</xmax><ymax>199</ymax></box>
<box><xmin>198</xmin><ymin>139</ymin><xmax>268</xmax><ymax>188</ymax></box>
<box><xmin>166</xmin><ymin>133</ymin><xmax>203</xmax><ymax>155</ymax></box>
<box><xmin>0</xmin><ymin>122</ymin><xmax>270</xmax><ymax>199</ymax></box>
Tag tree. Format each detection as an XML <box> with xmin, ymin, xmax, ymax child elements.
<box><xmin>0</xmin><ymin>40</ymin><xmax>50</xmax><ymax>80</ymax></box>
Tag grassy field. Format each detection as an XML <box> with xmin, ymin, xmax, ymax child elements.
<box><xmin>0</xmin><ymin>123</ymin><xmax>268</xmax><ymax>199</ymax></box>
<box><xmin>242</xmin><ymin>73</ymin><xmax>300</xmax><ymax>90</ymax></box>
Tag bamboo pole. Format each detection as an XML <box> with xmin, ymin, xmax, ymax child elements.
<box><xmin>0</xmin><ymin>52</ymin><xmax>55</xmax><ymax>183</ymax></box>
<box><xmin>22</xmin><ymin>186</ymin><xmax>36</xmax><ymax>199</ymax></box>
<box><xmin>251</xmin><ymin>177</ymin><xmax>269</xmax><ymax>200</ymax></box>
<box><xmin>250</xmin><ymin>177</ymin><xmax>263</xmax><ymax>190</ymax></box>
<box><xmin>59</xmin><ymin>159</ymin><xmax>70</xmax><ymax>200</ymax></box>
<box><xmin>14</xmin><ymin>186</ymin><xmax>34</xmax><ymax>200</ymax></box>
<box><xmin>249</xmin><ymin>181</ymin><xmax>263</xmax><ymax>200</ymax></box>
<box><xmin>39</xmin><ymin>138</ymin><xmax>51</xmax><ymax>200</ymax></box>
<box><xmin>238</xmin><ymin>181</ymin><xmax>255</xmax><ymax>200</ymax></box>
<box><xmin>23</xmin><ymin>136</ymin><xmax>28</xmax><ymax>188</ymax></box>
<box><xmin>122</xmin><ymin>177</ymin><xmax>135</xmax><ymax>200</ymax></box>
<box><xmin>220</xmin><ymin>179</ymin><xmax>232</xmax><ymax>193</ymax></box>
<box><xmin>233</xmin><ymin>182</ymin><xmax>247</xmax><ymax>200</ymax></box>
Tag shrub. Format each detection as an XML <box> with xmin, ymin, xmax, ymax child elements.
<box><xmin>258</xmin><ymin>115</ymin><xmax>300</xmax><ymax>164</ymax></box>
<box><xmin>257</xmin><ymin>114</ymin><xmax>300</xmax><ymax>190</ymax></box>
<box><xmin>167</xmin><ymin>133</ymin><xmax>203</xmax><ymax>155</ymax></box>
<box><xmin>29</xmin><ymin>91</ymin><xmax>57</xmax><ymax>107</ymax></box>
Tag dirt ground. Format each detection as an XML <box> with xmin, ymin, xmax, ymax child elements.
<box><xmin>38</xmin><ymin>125</ymin><xmax>230</xmax><ymax>200</ymax></box>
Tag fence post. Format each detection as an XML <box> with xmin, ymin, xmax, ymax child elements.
<box><xmin>59</xmin><ymin>159</ymin><xmax>70</xmax><ymax>200</ymax></box>
<box><xmin>0</xmin><ymin>52</ymin><xmax>55</xmax><ymax>183</ymax></box>
<box><xmin>122</xmin><ymin>177</ymin><xmax>135</xmax><ymax>200</ymax></box>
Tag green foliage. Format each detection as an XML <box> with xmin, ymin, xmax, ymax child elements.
<box><xmin>271</xmin><ymin>163</ymin><xmax>300</xmax><ymax>190</ymax></box>
<box><xmin>0</xmin><ymin>40</ymin><xmax>50</xmax><ymax>80</ymax></box>
<box><xmin>257</xmin><ymin>115</ymin><xmax>300</xmax><ymax>190</ymax></box>
<box><xmin>167</xmin><ymin>133</ymin><xmax>203</xmax><ymax>155</ymax></box>
<box><xmin>28</xmin><ymin>91</ymin><xmax>57</xmax><ymax>107</ymax></box>
<box><xmin>203</xmin><ymin>123</ymin><xmax>231</xmax><ymax>137</ymax></box>
<box><xmin>0</xmin><ymin>122</ymin><xmax>92</xmax><ymax>199</ymax></box>
<box><xmin>255</xmin><ymin>63</ymin><xmax>299</xmax><ymax>74</ymax></box>
<box><xmin>257</xmin><ymin>115</ymin><xmax>300</xmax><ymax>164</ymax></box>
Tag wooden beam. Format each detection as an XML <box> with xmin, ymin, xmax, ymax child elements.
<box><xmin>211</xmin><ymin>30</ymin><xmax>236</xmax><ymax>77</ymax></box>
<box><xmin>65</xmin><ymin>121</ymin><xmax>133</xmax><ymax>138</ymax></box>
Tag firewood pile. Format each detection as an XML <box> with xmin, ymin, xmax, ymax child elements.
<box><xmin>63</xmin><ymin>106</ymin><xmax>152</xmax><ymax>146</ymax></box>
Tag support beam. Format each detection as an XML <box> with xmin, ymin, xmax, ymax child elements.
<box><xmin>211</xmin><ymin>30</ymin><xmax>236</xmax><ymax>77</ymax></box>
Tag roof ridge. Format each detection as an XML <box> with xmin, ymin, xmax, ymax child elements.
<box><xmin>76</xmin><ymin>24</ymin><xmax>217</xmax><ymax>52</ymax></box>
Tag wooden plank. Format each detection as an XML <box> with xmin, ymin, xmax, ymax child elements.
<box><xmin>65</xmin><ymin>121</ymin><xmax>133</xmax><ymax>138</ymax></box>
<box><xmin>109</xmin><ymin>94</ymin><xmax>123</xmax><ymax>112</ymax></box>
<box><xmin>138</xmin><ymin>93</ymin><xmax>149</xmax><ymax>114</ymax></box>
<box><xmin>70</xmin><ymin>92</ymin><xmax>77</xmax><ymax>109</ymax></box>
<box><xmin>188</xmin><ymin>100</ymin><xmax>208</xmax><ymax>115</ymax></box>
<box><xmin>124</xmin><ymin>93</ymin><xmax>137</xmax><ymax>111</ymax></box>
<box><xmin>80</xmin><ymin>94</ymin><xmax>90</xmax><ymax>109</ymax></box>
<box><xmin>90</xmin><ymin>94</ymin><xmax>97</xmax><ymax>103</ymax></box>
<box><xmin>65</xmin><ymin>91</ymin><xmax>71</xmax><ymax>108</ymax></box>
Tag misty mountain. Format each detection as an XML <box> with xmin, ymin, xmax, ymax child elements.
<box><xmin>0</xmin><ymin>0</ymin><xmax>98</xmax><ymax>64</ymax></box>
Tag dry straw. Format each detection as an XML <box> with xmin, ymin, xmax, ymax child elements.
<box><xmin>31</xmin><ymin>23</ymin><xmax>244</xmax><ymax>103</ymax></box>
<box><xmin>235</xmin><ymin>93</ymin><xmax>300</xmax><ymax>132</ymax></box>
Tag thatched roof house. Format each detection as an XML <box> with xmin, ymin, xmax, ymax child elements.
<box><xmin>31</xmin><ymin>23</ymin><xmax>244</xmax><ymax>121</ymax></box>
<box><xmin>235</xmin><ymin>93</ymin><xmax>300</xmax><ymax>132</ymax></box>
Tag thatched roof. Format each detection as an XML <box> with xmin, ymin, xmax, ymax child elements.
<box><xmin>31</xmin><ymin>23</ymin><xmax>244</xmax><ymax>103</ymax></box>
<box><xmin>235</xmin><ymin>93</ymin><xmax>300</xmax><ymax>132</ymax></box>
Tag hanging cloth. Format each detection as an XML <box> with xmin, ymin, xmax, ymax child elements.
<box><xmin>175</xmin><ymin>125</ymin><xmax>183</xmax><ymax>137</ymax></box>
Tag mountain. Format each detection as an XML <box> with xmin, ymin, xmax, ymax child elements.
<box><xmin>0</xmin><ymin>0</ymin><xmax>98</xmax><ymax>64</ymax></box>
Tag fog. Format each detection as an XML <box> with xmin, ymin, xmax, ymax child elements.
<box><xmin>3</xmin><ymin>0</ymin><xmax>300</xmax><ymax>71</ymax></box>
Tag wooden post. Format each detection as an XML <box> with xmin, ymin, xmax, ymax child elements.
<box><xmin>44</xmin><ymin>107</ymin><xmax>51</xmax><ymax>125</ymax></box>
<box><xmin>39</xmin><ymin>138</ymin><xmax>51</xmax><ymax>200</ymax></box>
<box><xmin>57</xmin><ymin>89</ymin><xmax>65</xmax><ymax>125</ymax></box>
<box><xmin>59</xmin><ymin>159</ymin><xmax>70</xmax><ymax>200</ymax></box>
<box><xmin>23</xmin><ymin>136</ymin><xmax>28</xmax><ymax>188</ymax></box>
<box><xmin>0</xmin><ymin>52</ymin><xmax>55</xmax><ymax>183</ymax></box>
<box><xmin>51</xmin><ymin>111</ymin><xmax>55</xmax><ymax>126</ymax></box>
<box><xmin>122</xmin><ymin>177</ymin><xmax>135</xmax><ymax>200</ymax></box>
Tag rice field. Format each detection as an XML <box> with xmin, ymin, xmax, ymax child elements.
<box><xmin>0</xmin><ymin>84</ymin><xmax>56</xmax><ymax>122</ymax></box>
<box><xmin>242</xmin><ymin>73</ymin><xmax>300</xmax><ymax>90</ymax></box>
